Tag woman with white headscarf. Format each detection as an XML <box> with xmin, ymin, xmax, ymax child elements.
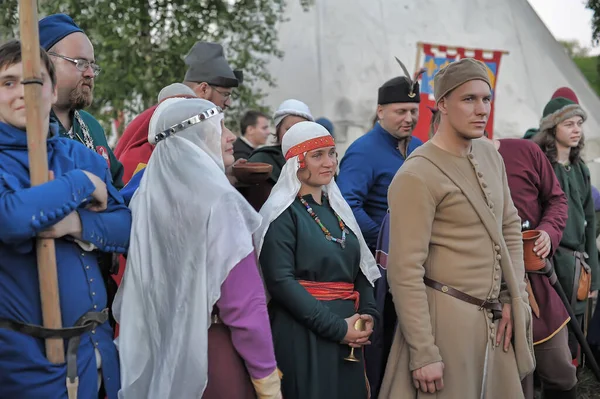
<box><xmin>248</xmin><ymin>99</ymin><xmax>314</xmax><ymax>185</ymax></box>
<box><xmin>242</xmin><ymin>100</ymin><xmax>314</xmax><ymax>210</ymax></box>
<box><xmin>254</xmin><ymin>121</ymin><xmax>381</xmax><ymax>399</ymax></box>
<box><xmin>113</xmin><ymin>98</ymin><xmax>282</xmax><ymax>399</ymax></box>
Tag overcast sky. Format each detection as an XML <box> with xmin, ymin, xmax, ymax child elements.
<box><xmin>527</xmin><ymin>0</ymin><xmax>600</xmax><ymax>54</ymax></box>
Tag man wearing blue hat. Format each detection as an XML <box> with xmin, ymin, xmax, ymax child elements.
<box><xmin>39</xmin><ymin>13</ymin><xmax>124</xmax><ymax>190</ymax></box>
<box><xmin>38</xmin><ymin>16</ymin><xmax>124</xmax><ymax>392</ymax></box>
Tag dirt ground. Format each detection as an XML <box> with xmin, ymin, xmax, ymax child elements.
<box><xmin>575</xmin><ymin>368</ymin><xmax>600</xmax><ymax>399</ymax></box>
<box><xmin>534</xmin><ymin>367</ymin><xmax>600</xmax><ymax>398</ymax></box>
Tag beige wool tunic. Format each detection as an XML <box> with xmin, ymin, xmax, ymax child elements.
<box><xmin>379</xmin><ymin>139</ymin><xmax>533</xmax><ymax>399</ymax></box>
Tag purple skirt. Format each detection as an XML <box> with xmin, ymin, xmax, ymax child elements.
<box><xmin>202</xmin><ymin>323</ymin><xmax>257</xmax><ymax>399</ymax></box>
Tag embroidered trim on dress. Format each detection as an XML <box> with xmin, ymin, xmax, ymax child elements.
<box><xmin>67</xmin><ymin>110</ymin><xmax>95</xmax><ymax>150</ymax></box>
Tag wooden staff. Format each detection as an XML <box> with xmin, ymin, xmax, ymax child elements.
<box><xmin>18</xmin><ymin>0</ymin><xmax>65</xmax><ymax>363</ymax></box>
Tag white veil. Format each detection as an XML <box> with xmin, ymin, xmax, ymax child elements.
<box><xmin>253</xmin><ymin>121</ymin><xmax>380</xmax><ymax>285</ymax></box>
<box><xmin>113</xmin><ymin>98</ymin><xmax>262</xmax><ymax>399</ymax></box>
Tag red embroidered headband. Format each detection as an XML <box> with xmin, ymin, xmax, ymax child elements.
<box><xmin>285</xmin><ymin>135</ymin><xmax>335</xmax><ymax>160</ymax></box>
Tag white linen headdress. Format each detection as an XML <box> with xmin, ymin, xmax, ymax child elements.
<box><xmin>253</xmin><ymin>121</ymin><xmax>380</xmax><ymax>285</ymax></box>
<box><xmin>113</xmin><ymin>97</ymin><xmax>262</xmax><ymax>399</ymax></box>
<box><xmin>272</xmin><ymin>99</ymin><xmax>314</xmax><ymax>128</ymax></box>
<box><xmin>157</xmin><ymin>82</ymin><xmax>197</xmax><ymax>102</ymax></box>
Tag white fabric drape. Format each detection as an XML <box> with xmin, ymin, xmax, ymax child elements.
<box><xmin>113</xmin><ymin>98</ymin><xmax>262</xmax><ymax>399</ymax></box>
<box><xmin>253</xmin><ymin>121</ymin><xmax>380</xmax><ymax>285</ymax></box>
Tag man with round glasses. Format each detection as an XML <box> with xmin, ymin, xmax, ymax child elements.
<box><xmin>114</xmin><ymin>41</ymin><xmax>242</xmax><ymax>185</ymax></box>
<box><xmin>39</xmin><ymin>13</ymin><xmax>124</xmax><ymax>189</ymax></box>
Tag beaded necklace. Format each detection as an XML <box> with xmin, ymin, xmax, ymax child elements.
<box><xmin>298</xmin><ymin>194</ymin><xmax>349</xmax><ymax>249</ymax></box>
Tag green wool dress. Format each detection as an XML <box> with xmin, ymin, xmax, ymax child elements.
<box><xmin>260</xmin><ymin>194</ymin><xmax>378</xmax><ymax>399</ymax></box>
<box><xmin>552</xmin><ymin>161</ymin><xmax>599</xmax><ymax>315</ymax></box>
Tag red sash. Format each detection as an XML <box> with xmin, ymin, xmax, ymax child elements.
<box><xmin>298</xmin><ymin>280</ymin><xmax>359</xmax><ymax>311</ymax></box>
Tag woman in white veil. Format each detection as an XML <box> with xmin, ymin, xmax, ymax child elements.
<box><xmin>113</xmin><ymin>97</ymin><xmax>282</xmax><ymax>399</ymax></box>
<box><xmin>254</xmin><ymin>121</ymin><xmax>380</xmax><ymax>399</ymax></box>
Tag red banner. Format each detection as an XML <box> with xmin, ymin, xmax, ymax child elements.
<box><xmin>412</xmin><ymin>42</ymin><xmax>507</xmax><ymax>142</ymax></box>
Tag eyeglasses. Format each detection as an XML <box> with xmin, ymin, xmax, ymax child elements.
<box><xmin>209</xmin><ymin>85</ymin><xmax>232</xmax><ymax>99</ymax></box>
<box><xmin>48</xmin><ymin>52</ymin><xmax>101</xmax><ymax>77</ymax></box>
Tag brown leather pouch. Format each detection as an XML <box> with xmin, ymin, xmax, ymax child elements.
<box><xmin>577</xmin><ymin>260</ymin><xmax>592</xmax><ymax>301</ymax></box>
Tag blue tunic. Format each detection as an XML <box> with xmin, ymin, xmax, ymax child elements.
<box><xmin>120</xmin><ymin>166</ymin><xmax>145</xmax><ymax>206</ymax></box>
<box><xmin>337</xmin><ymin>123</ymin><xmax>422</xmax><ymax>248</ymax></box>
<box><xmin>0</xmin><ymin>122</ymin><xmax>131</xmax><ymax>399</ymax></box>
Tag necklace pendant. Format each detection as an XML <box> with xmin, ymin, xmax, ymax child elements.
<box><xmin>340</xmin><ymin>241</ymin><xmax>346</xmax><ymax>249</ymax></box>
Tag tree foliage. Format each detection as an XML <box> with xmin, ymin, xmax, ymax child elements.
<box><xmin>589</xmin><ymin>0</ymin><xmax>600</xmax><ymax>44</ymax></box>
<box><xmin>574</xmin><ymin>56</ymin><xmax>600</xmax><ymax>96</ymax></box>
<box><xmin>585</xmin><ymin>1</ymin><xmax>600</xmax><ymax>97</ymax></box>
<box><xmin>559</xmin><ymin>39</ymin><xmax>591</xmax><ymax>58</ymax></box>
<box><xmin>1</xmin><ymin>0</ymin><xmax>311</xmax><ymax>134</ymax></box>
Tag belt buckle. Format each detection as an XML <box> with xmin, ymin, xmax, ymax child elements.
<box><xmin>478</xmin><ymin>299</ymin><xmax>488</xmax><ymax>311</ymax></box>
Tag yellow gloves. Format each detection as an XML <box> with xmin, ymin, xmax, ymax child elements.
<box><xmin>251</xmin><ymin>368</ymin><xmax>283</xmax><ymax>399</ymax></box>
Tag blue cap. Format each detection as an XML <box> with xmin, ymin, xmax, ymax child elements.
<box><xmin>315</xmin><ymin>117</ymin><xmax>334</xmax><ymax>136</ymax></box>
<box><xmin>38</xmin><ymin>14</ymin><xmax>84</xmax><ymax>51</ymax></box>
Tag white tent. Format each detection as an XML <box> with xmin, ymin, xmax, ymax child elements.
<box><xmin>260</xmin><ymin>0</ymin><xmax>600</xmax><ymax>184</ymax></box>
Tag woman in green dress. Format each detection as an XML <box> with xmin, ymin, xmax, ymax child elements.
<box><xmin>254</xmin><ymin>121</ymin><xmax>381</xmax><ymax>399</ymax></box>
<box><xmin>533</xmin><ymin>96</ymin><xmax>600</xmax><ymax>358</ymax></box>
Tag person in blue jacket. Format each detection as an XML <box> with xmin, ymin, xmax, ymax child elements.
<box><xmin>337</xmin><ymin>59</ymin><xmax>425</xmax><ymax>397</ymax></box>
<box><xmin>337</xmin><ymin>61</ymin><xmax>424</xmax><ymax>251</ymax></box>
<box><xmin>0</xmin><ymin>40</ymin><xmax>131</xmax><ymax>399</ymax></box>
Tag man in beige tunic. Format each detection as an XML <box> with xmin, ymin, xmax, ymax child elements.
<box><xmin>380</xmin><ymin>58</ymin><xmax>535</xmax><ymax>398</ymax></box>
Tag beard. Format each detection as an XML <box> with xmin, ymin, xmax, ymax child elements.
<box><xmin>69</xmin><ymin>78</ymin><xmax>94</xmax><ymax>110</ymax></box>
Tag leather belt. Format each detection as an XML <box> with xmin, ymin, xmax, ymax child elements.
<box><xmin>424</xmin><ymin>277</ymin><xmax>503</xmax><ymax>319</ymax></box>
<box><xmin>0</xmin><ymin>309</ymin><xmax>109</xmax><ymax>399</ymax></box>
<box><xmin>0</xmin><ymin>309</ymin><xmax>108</xmax><ymax>340</ymax></box>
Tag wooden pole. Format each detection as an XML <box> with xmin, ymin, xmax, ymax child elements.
<box><xmin>18</xmin><ymin>0</ymin><xmax>65</xmax><ymax>364</ymax></box>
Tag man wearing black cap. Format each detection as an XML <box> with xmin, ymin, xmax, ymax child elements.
<box><xmin>114</xmin><ymin>41</ymin><xmax>242</xmax><ymax>185</ymax></box>
<box><xmin>336</xmin><ymin>59</ymin><xmax>424</xmax><ymax>397</ymax></box>
<box><xmin>39</xmin><ymin>13</ymin><xmax>125</xmax><ymax>189</ymax></box>
<box><xmin>337</xmin><ymin>59</ymin><xmax>424</xmax><ymax>251</ymax></box>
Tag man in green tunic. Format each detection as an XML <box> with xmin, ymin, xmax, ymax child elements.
<box><xmin>532</xmin><ymin>96</ymin><xmax>600</xmax><ymax>360</ymax></box>
<box><xmin>39</xmin><ymin>14</ymin><xmax>124</xmax><ymax>189</ymax></box>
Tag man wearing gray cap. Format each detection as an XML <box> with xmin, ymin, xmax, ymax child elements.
<box><xmin>182</xmin><ymin>41</ymin><xmax>242</xmax><ymax>110</ymax></box>
<box><xmin>114</xmin><ymin>41</ymin><xmax>242</xmax><ymax>184</ymax></box>
<box><xmin>379</xmin><ymin>58</ymin><xmax>534</xmax><ymax>398</ymax></box>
